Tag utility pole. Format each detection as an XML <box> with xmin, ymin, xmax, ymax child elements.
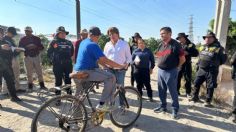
<box><xmin>214</xmin><ymin>0</ymin><xmax>231</xmax><ymax>82</ymax></box>
<box><xmin>188</xmin><ymin>15</ymin><xmax>194</xmax><ymax>42</ymax></box>
<box><xmin>76</xmin><ymin>0</ymin><xmax>81</xmax><ymax>39</ymax></box>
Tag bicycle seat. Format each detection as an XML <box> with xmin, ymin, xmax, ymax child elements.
<box><xmin>70</xmin><ymin>72</ymin><xmax>89</xmax><ymax>79</ymax></box>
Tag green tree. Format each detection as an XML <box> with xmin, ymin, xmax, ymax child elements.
<box><xmin>38</xmin><ymin>34</ymin><xmax>51</xmax><ymax>66</ymax></box>
<box><xmin>98</xmin><ymin>34</ymin><xmax>109</xmax><ymax>50</ymax></box>
<box><xmin>144</xmin><ymin>37</ymin><xmax>161</xmax><ymax>52</ymax></box>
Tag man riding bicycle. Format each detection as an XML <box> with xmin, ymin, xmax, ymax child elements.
<box><xmin>72</xmin><ymin>26</ymin><xmax>127</xmax><ymax>111</ymax></box>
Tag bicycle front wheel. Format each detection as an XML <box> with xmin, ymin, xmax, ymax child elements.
<box><xmin>110</xmin><ymin>86</ymin><xmax>142</xmax><ymax>128</ymax></box>
<box><xmin>31</xmin><ymin>95</ymin><xmax>87</xmax><ymax>132</ymax></box>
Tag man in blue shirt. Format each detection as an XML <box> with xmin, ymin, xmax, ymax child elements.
<box><xmin>73</xmin><ymin>26</ymin><xmax>126</xmax><ymax>111</ymax></box>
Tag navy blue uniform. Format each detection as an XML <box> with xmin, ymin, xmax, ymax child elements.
<box><xmin>0</xmin><ymin>39</ymin><xmax>18</xmax><ymax>99</ymax></box>
<box><xmin>192</xmin><ymin>41</ymin><xmax>227</xmax><ymax>103</ymax></box>
<box><xmin>177</xmin><ymin>40</ymin><xmax>199</xmax><ymax>95</ymax></box>
<box><xmin>47</xmin><ymin>38</ymin><xmax>74</xmax><ymax>94</ymax></box>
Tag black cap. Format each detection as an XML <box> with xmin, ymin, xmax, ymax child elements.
<box><xmin>89</xmin><ymin>26</ymin><xmax>101</xmax><ymax>36</ymax></box>
<box><xmin>176</xmin><ymin>32</ymin><xmax>188</xmax><ymax>40</ymax></box>
<box><xmin>56</xmin><ymin>26</ymin><xmax>69</xmax><ymax>35</ymax></box>
<box><xmin>132</xmin><ymin>32</ymin><xmax>142</xmax><ymax>39</ymax></box>
<box><xmin>203</xmin><ymin>32</ymin><xmax>216</xmax><ymax>40</ymax></box>
<box><xmin>7</xmin><ymin>27</ymin><xmax>17</xmax><ymax>36</ymax></box>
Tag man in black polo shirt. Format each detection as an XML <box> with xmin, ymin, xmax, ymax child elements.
<box><xmin>153</xmin><ymin>27</ymin><xmax>185</xmax><ymax>119</ymax></box>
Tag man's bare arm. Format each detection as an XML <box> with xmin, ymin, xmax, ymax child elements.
<box><xmin>98</xmin><ymin>56</ymin><xmax>124</xmax><ymax>69</ymax></box>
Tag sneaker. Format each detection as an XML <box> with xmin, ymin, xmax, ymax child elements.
<box><xmin>96</xmin><ymin>104</ymin><xmax>112</xmax><ymax>112</ymax></box>
<box><xmin>171</xmin><ymin>110</ymin><xmax>178</xmax><ymax>119</ymax></box>
<box><xmin>204</xmin><ymin>102</ymin><xmax>214</xmax><ymax>108</ymax></box>
<box><xmin>153</xmin><ymin>106</ymin><xmax>167</xmax><ymax>113</ymax></box>
<box><xmin>10</xmin><ymin>96</ymin><xmax>22</xmax><ymax>102</ymax></box>
<box><xmin>149</xmin><ymin>97</ymin><xmax>154</xmax><ymax>102</ymax></box>
<box><xmin>189</xmin><ymin>97</ymin><xmax>203</xmax><ymax>103</ymax></box>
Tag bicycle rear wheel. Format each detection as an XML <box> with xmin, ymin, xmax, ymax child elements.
<box><xmin>31</xmin><ymin>95</ymin><xmax>87</xmax><ymax>132</ymax></box>
<box><xmin>110</xmin><ymin>86</ymin><xmax>142</xmax><ymax>128</ymax></box>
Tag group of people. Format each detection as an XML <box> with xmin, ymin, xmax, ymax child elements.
<box><xmin>0</xmin><ymin>26</ymin><xmax>46</xmax><ymax>103</ymax></box>
<box><xmin>0</xmin><ymin>25</ymin><xmax>235</xmax><ymax>122</ymax></box>
<box><xmin>153</xmin><ymin>27</ymin><xmax>227</xmax><ymax>119</ymax></box>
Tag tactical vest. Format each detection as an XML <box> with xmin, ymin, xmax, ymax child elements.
<box><xmin>198</xmin><ymin>43</ymin><xmax>221</xmax><ymax>69</ymax></box>
<box><xmin>52</xmin><ymin>40</ymin><xmax>72</xmax><ymax>62</ymax></box>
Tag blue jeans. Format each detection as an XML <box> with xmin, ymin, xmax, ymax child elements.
<box><xmin>107</xmin><ymin>69</ymin><xmax>126</xmax><ymax>105</ymax></box>
<box><xmin>158</xmin><ymin>68</ymin><xmax>179</xmax><ymax>112</ymax></box>
<box><xmin>107</xmin><ymin>69</ymin><xmax>126</xmax><ymax>87</ymax></box>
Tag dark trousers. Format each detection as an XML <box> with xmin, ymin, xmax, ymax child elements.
<box><xmin>131</xmin><ymin>65</ymin><xmax>135</xmax><ymax>86</ymax></box>
<box><xmin>177</xmin><ymin>63</ymin><xmax>192</xmax><ymax>94</ymax></box>
<box><xmin>53</xmin><ymin>61</ymin><xmax>72</xmax><ymax>87</ymax></box>
<box><xmin>193</xmin><ymin>68</ymin><xmax>218</xmax><ymax>103</ymax></box>
<box><xmin>0</xmin><ymin>67</ymin><xmax>17</xmax><ymax>98</ymax></box>
<box><xmin>134</xmin><ymin>68</ymin><xmax>153</xmax><ymax>98</ymax></box>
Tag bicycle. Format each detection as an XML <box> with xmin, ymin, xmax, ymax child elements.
<box><xmin>31</xmin><ymin>70</ymin><xmax>142</xmax><ymax>132</ymax></box>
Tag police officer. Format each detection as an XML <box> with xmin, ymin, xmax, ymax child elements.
<box><xmin>176</xmin><ymin>33</ymin><xmax>199</xmax><ymax>97</ymax></box>
<box><xmin>47</xmin><ymin>26</ymin><xmax>74</xmax><ymax>99</ymax></box>
<box><xmin>0</xmin><ymin>27</ymin><xmax>22</xmax><ymax>102</ymax></box>
<box><xmin>230</xmin><ymin>52</ymin><xmax>236</xmax><ymax>123</ymax></box>
<box><xmin>2</xmin><ymin>27</ymin><xmax>25</xmax><ymax>94</ymax></box>
<box><xmin>190</xmin><ymin>32</ymin><xmax>227</xmax><ymax>107</ymax></box>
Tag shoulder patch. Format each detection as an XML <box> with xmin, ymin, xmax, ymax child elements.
<box><xmin>188</xmin><ymin>44</ymin><xmax>193</xmax><ymax>48</ymax></box>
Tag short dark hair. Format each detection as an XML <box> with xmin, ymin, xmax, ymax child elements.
<box><xmin>160</xmin><ymin>27</ymin><xmax>172</xmax><ymax>33</ymax></box>
<box><xmin>107</xmin><ymin>27</ymin><xmax>119</xmax><ymax>35</ymax></box>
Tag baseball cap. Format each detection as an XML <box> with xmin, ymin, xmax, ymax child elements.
<box><xmin>89</xmin><ymin>26</ymin><xmax>101</xmax><ymax>36</ymax></box>
<box><xmin>25</xmin><ymin>26</ymin><xmax>33</xmax><ymax>32</ymax></box>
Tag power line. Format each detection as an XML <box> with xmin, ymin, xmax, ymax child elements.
<box><xmin>58</xmin><ymin>0</ymin><xmax>142</xmax><ymax>29</ymax></box>
<box><xmin>101</xmin><ymin>0</ymin><xmax>139</xmax><ymax>18</ymax></box>
<box><xmin>14</xmin><ymin>0</ymin><xmax>74</xmax><ymax>19</ymax></box>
